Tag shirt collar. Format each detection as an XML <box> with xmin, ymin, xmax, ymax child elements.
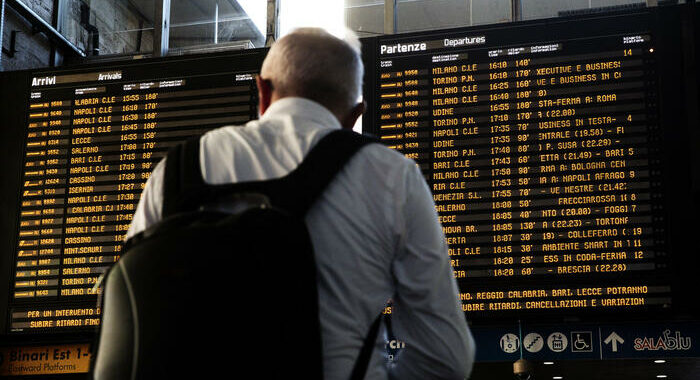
<box><xmin>259</xmin><ymin>97</ymin><xmax>342</xmax><ymax>131</ymax></box>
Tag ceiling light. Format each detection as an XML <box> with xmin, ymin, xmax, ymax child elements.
<box><xmin>654</xmin><ymin>360</ymin><xmax>666</xmax><ymax>364</ymax></box>
<box><xmin>543</xmin><ymin>361</ymin><xmax>555</xmax><ymax>365</ymax></box>
<box><xmin>657</xmin><ymin>375</ymin><xmax>668</xmax><ymax>379</ymax></box>
<box><xmin>553</xmin><ymin>377</ymin><xmax>563</xmax><ymax>380</ymax></box>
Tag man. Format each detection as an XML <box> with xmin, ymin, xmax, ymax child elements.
<box><xmin>126</xmin><ymin>28</ymin><xmax>474</xmax><ymax>379</ymax></box>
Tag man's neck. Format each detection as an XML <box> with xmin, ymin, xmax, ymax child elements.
<box><xmin>267</xmin><ymin>94</ymin><xmax>348</xmax><ymax>129</ymax></box>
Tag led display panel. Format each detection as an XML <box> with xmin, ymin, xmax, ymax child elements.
<box><xmin>0</xmin><ymin>50</ymin><xmax>265</xmax><ymax>333</ymax></box>
<box><xmin>362</xmin><ymin>9</ymin><xmax>697</xmax><ymax>319</ymax></box>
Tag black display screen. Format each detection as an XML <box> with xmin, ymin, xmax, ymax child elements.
<box><xmin>0</xmin><ymin>50</ymin><xmax>265</xmax><ymax>333</ymax></box>
<box><xmin>362</xmin><ymin>8</ymin><xmax>697</xmax><ymax>320</ymax></box>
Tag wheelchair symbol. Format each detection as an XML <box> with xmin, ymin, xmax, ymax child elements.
<box><xmin>571</xmin><ymin>331</ymin><xmax>593</xmax><ymax>352</ymax></box>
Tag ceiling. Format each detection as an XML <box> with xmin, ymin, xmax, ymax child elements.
<box><xmin>127</xmin><ymin>0</ymin><xmax>264</xmax><ymax>48</ymax></box>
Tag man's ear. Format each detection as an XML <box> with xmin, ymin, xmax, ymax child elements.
<box><xmin>256</xmin><ymin>76</ymin><xmax>273</xmax><ymax>116</ymax></box>
<box><xmin>341</xmin><ymin>101</ymin><xmax>366</xmax><ymax>130</ymax></box>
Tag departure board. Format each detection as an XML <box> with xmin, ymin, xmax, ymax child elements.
<box><xmin>362</xmin><ymin>11</ymin><xmax>690</xmax><ymax>318</ymax></box>
<box><xmin>1</xmin><ymin>50</ymin><xmax>265</xmax><ymax>333</ymax></box>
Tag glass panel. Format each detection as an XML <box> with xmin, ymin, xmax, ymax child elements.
<box><xmin>169</xmin><ymin>0</ymin><xmax>265</xmax><ymax>53</ymax></box>
<box><xmin>59</xmin><ymin>0</ymin><xmax>155</xmax><ymax>56</ymax></box>
<box><xmin>345</xmin><ymin>0</ymin><xmax>384</xmax><ymax>38</ymax></box>
<box><xmin>521</xmin><ymin>0</ymin><xmax>648</xmax><ymax>21</ymax></box>
<box><xmin>470</xmin><ymin>0</ymin><xmax>511</xmax><ymax>25</ymax></box>
<box><xmin>396</xmin><ymin>0</ymin><xmax>471</xmax><ymax>33</ymax></box>
<box><xmin>390</xmin><ymin>0</ymin><xmax>512</xmax><ymax>34</ymax></box>
<box><xmin>280</xmin><ymin>0</ymin><xmax>344</xmax><ymax>37</ymax></box>
<box><xmin>521</xmin><ymin>0</ymin><xmax>588</xmax><ymax>20</ymax></box>
<box><xmin>590</xmin><ymin>0</ymin><xmax>646</xmax><ymax>6</ymax></box>
<box><xmin>237</xmin><ymin>0</ymin><xmax>268</xmax><ymax>36</ymax></box>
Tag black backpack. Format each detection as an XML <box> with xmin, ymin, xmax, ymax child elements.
<box><xmin>92</xmin><ymin>130</ymin><xmax>382</xmax><ymax>380</ymax></box>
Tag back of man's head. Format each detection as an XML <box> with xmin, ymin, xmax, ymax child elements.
<box><xmin>260</xmin><ymin>28</ymin><xmax>363</xmax><ymax>118</ymax></box>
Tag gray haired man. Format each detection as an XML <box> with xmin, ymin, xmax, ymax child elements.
<box><xmin>125</xmin><ymin>28</ymin><xmax>475</xmax><ymax>380</ymax></box>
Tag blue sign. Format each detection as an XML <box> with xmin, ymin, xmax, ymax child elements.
<box><xmin>470</xmin><ymin>321</ymin><xmax>700</xmax><ymax>361</ymax></box>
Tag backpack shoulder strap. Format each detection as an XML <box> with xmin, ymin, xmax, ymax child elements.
<box><xmin>224</xmin><ymin>129</ymin><xmax>378</xmax><ymax>216</ymax></box>
<box><xmin>162</xmin><ymin>136</ymin><xmax>204</xmax><ymax>218</ymax></box>
<box><xmin>164</xmin><ymin>129</ymin><xmax>377</xmax><ymax>217</ymax></box>
<box><xmin>163</xmin><ymin>130</ymin><xmax>378</xmax><ymax>218</ymax></box>
<box><xmin>280</xmin><ymin>129</ymin><xmax>377</xmax><ymax>216</ymax></box>
<box><xmin>350</xmin><ymin>312</ymin><xmax>383</xmax><ymax>380</ymax></box>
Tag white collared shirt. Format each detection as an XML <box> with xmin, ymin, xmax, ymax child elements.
<box><xmin>127</xmin><ymin>97</ymin><xmax>474</xmax><ymax>380</ymax></box>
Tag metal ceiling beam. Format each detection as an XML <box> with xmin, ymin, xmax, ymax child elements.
<box><xmin>170</xmin><ymin>15</ymin><xmax>251</xmax><ymax>29</ymax></box>
<box><xmin>1</xmin><ymin>0</ymin><xmax>6</xmax><ymax>68</ymax></box>
<box><xmin>154</xmin><ymin>0</ymin><xmax>171</xmax><ymax>56</ymax></box>
<box><xmin>5</xmin><ymin>0</ymin><xmax>85</xmax><ymax>58</ymax></box>
<box><xmin>384</xmin><ymin>0</ymin><xmax>396</xmax><ymax>34</ymax></box>
<box><xmin>265</xmin><ymin>0</ymin><xmax>278</xmax><ymax>46</ymax></box>
<box><xmin>214</xmin><ymin>1</ymin><xmax>218</xmax><ymax>44</ymax></box>
<box><xmin>511</xmin><ymin>0</ymin><xmax>522</xmax><ymax>21</ymax></box>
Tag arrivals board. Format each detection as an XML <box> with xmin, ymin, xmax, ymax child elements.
<box><xmin>362</xmin><ymin>9</ymin><xmax>697</xmax><ymax>319</ymax></box>
<box><xmin>0</xmin><ymin>50</ymin><xmax>265</xmax><ymax>333</ymax></box>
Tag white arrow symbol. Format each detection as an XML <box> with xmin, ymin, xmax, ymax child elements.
<box><xmin>604</xmin><ymin>332</ymin><xmax>625</xmax><ymax>352</ymax></box>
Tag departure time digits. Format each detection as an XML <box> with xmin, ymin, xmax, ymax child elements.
<box><xmin>376</xmin><ymin>32</ymin><xmax>669</xmax><ymax>314</ymax></box>
<box><xmin>12</xmin><ymin>71</ymin><xmax>258</xmax><ymax>331</ymax></box>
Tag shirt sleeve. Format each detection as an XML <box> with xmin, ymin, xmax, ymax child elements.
<box><xmin>388</xmin><ymin>162</ymin><xmax>475</xmax><ymax>380</ymax></box>
<box><xmin>125</xmin><ymin>158</ymin><xmax>166</xmax><ymax>240</ymax></box>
